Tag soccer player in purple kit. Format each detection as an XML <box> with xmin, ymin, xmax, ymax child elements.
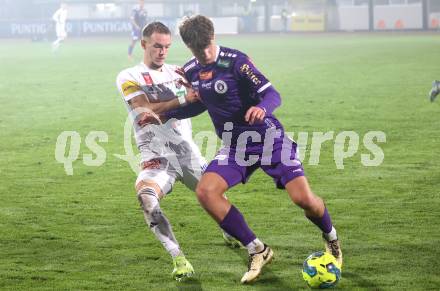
<box><xmin>128</xmin><ymin>0</ymin><xmax>148</xmax><ymax>60</ymax></box>
<box><xmin>163</xmin><ymin>15</ymin><xmax>342</xmax><ymax>284</ymax></box>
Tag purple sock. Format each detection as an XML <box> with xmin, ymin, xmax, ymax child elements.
<box><xmin>307</xmin><ymin>207</ymin><xmax>333</xmax><ymax>234</ymax></box>
<box><xmin>220</xmin><ymin>205</ymin><xmax>256</xmax><ymax>246</ymax></box>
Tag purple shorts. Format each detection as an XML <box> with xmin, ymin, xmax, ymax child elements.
<box><xmin>205</xmin><ymin>136</ymin><xmax>304</xmax><ymax>189</ymax></box>
<box><xmin>131</xmin><ymin>29</ymin><xmax>141</xmax><ymax>41</ymax></box>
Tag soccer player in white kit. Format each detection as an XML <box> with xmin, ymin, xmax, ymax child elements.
<box><xmin>52</xmin><ymin>2</ymin><xmax>68</xmax><ymax>52</ymax></box>
<box><xmin>116</xmin><ymin>22</ymin><xmax>236</xmax><ymax>281</ymax></box>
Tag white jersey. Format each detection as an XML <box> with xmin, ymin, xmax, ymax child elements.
<box><xmin>52</xmin><ymin>8</ymin><xmax>67</xmax><ymax>25</ymax></box>
<box><xmin>53</xmin><ymin>7</ymin><xmax>67</xmax><ymax>39</ymax></box>
<box><xmin>116</xmin><ymin>62</ymin><xmax>196</xmax><ymax>163</ymax></box>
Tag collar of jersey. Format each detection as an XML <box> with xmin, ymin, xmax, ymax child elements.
<box><xmin>139</xmin><ymin>62</ymin><xmax>166</xmax><ymax>73</ymax></box>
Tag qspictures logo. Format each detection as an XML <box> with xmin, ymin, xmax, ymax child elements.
<box><xmin>54</xmin><ymin>113</ymin><xmax>386</xmax><ymax>176</ymax></box>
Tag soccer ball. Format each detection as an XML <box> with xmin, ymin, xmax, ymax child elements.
<box><xmin>302</xmin><ymin>251</ymin><xmax>341</xmax><ymax>289</ymax></box>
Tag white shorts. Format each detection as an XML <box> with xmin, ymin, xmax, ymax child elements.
<box><xmin>56</xmin><ymin>23</ymin><xmax>67</xmax><ymax>39</ymax></box>
<box><xmin>135</xmin><ymin>140</ymin><xmax>207</xmax><ymax>195</ymax></box>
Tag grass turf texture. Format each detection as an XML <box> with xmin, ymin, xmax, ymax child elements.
<box><xmin>0</xmin><ymin>33</ymin><xmax>439</xmax><ymax>290</ymax></box>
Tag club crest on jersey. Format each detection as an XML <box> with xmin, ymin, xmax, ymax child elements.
<box><xmin>142</xmin><ymin>73</ymin><xmax>153</xmax><ymax>86</ymax></box>
<box><xmin>214</xmin><ymin>80</ymin><xmax>228</xmax><ymax>94</ymax></box>
<box><xmin>199</xmin><ymin>71</ymin><xmax>213</xmax><ymax>80</ymax></box>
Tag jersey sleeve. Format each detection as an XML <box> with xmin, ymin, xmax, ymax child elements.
<box><xmin>234</xmin><ymin>55</ymin><xmax>272</xmax><ymax>96</ymax></box>
<box><xmin>52</xmin><ymin>9</ymin><xmax>60</xmax><ymax>22</ymax></box>
<box><xmin>116</xmin><ymin>70</ymin><xmax>144</xmax><ymax>102</ymax></box>
<box><xmin>182</xmin><ymin>58</ymin><xmax>197</xmax><ymax>82</ymax></box>
<box><xmin>164</xmin><ymin>101</ymin><xmax>207</xmax><ymax>121</ymax></box>
<box><xmin>234</xmin><ymin>55</ymin><xmax>281</xmax><ymax>114</ymax></box>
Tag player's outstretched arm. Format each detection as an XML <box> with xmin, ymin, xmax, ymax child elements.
<box><xmin>117</xmin><ymin>70</ymin><xmax>201</xmax><ymax>126</ymax></box>
<box><xmin>128</xmin><ymin>87</ymin><xmax>199</xmax><ymax>115</ymax></box>
<box><xmin>162</xmin><ymin>101</ymin><xmax>207</xmax><ymax>122</ymax></box>
<box><xmin>128</xmin><ymin>91</ymin><xmax>201</xmax><ymax>126</ymax></box>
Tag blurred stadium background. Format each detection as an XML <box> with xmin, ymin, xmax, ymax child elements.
<box><xmin>1</xmin><ymin>0</ymin><xmax>440</xmax><ymax>40</ymax></box>
<box><xmin>1</xmin><ymin>0</ymin><xmax>439</xmax><ymax>290</ymax></box>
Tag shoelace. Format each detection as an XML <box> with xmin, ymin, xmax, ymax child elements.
<box><xmin>247</xmin><ymin>247</ymin><xmax>267</xmax><ymax>270</ymax></box>
<box><xmin>328</xmin><ymin>240</ymin><xmax>340</xmax><ymax>256</ymax></box>
<box><xmin>247</xmin><ymin>254</ymin><xmax>257</xmax><ymax>270</ymax></box>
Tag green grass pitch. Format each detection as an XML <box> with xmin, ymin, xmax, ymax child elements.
<box><xmin>0</xmin><ymin>33</ymin><xmax>439</xmax><ymax>290</ymax></box>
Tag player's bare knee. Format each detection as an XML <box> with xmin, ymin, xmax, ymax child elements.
<box><xmin>195</xmin><ymin>183</ymin><xmax>218</xmax><ymax>204</ymax></box>
<box><xmin>195</xmin><ymin>184</ymin><xmax>209</xmax><ymax>203</ymax></box>
<box><xmin>291</xmin><ymin>191</ymin><xmax>316</xmax><ymax>210</ymax></box>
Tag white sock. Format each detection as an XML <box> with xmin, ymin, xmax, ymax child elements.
<box><xmin>245</xmin><ymin>238</ymin><xmax>264</xmax><ymax>254</ymax></box>
<box><xmin>52</xmin><ymin>40</ymin><xmax>60</xmax><ymax>52</ymax></box>
<box><xmin>169</xmin><ymin>248</ymin><xmax>182</xmax><ymax>258</ymax></box>
<box><xmin>138</xmin><ymin>187</ymin><xmax>182</xmax><ymax>258</ymax></box>
<box><xmin>323</xmin><ymin>226</ymin><xmax>338</xmax><ymax>241</ymax></box>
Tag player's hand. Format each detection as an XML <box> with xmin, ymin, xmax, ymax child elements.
<box><xmin>175</xmin><ymin>67</ymin><xmax>192</xmax><ymax>88</ymax></box>
<box><xmin>137</xmin><ymin>111</ymin><xmax>162</xmax><ymax>127</ymax></box>
<box><xmin>245</xmin><ymin>106</ymin><xmax>266</xmax><ymax>125</ymax></box>
<box><xmin>175</xmin><ymin>67</ymin><xmax>185</xmax><ymax>78</ymax></box>
<box><xmin>185</xmin><ymin>88</ymin><xmax>200</xmax><ymax>103</ymax></box>
<box><xmin>175</xmin><ymin>67</ymin><xmax>201</xmax><ymax>104</ymax></box>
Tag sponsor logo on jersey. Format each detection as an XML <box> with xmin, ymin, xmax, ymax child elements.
<box><xmin>217</xmin><ymin>58</ymin><xmax>231</xmax><ymax>68</ymax></box>
<box><xmin>121</xmin><ymin>80</ymin><xmax>140</xmax><ymax>96</ymax></box>
<box><xmin>214</xmin><ymin>80</ymin><xmax>228</xmax><ymax>94</ymax></box>
<box><xmin>202</xmin><ymin>81</ymin><xmax>212</xmax><ymax>90</ymax></box>
<box><xmin>141</xmin><ymin>85</ymin><xmax>158</xmax><ymax>95</ymax></box>
<box><xmin>142</xmin><ymin>72</ymin><xmax>153</xmax><ymax>85</ymax></box>
<box><xmin>239</xmin><ymin>63</ymin><xmax>262</xmax><ymax>86</ymax></box>
<box><xmin>199</xmin><ymin>71</ymin><xmax>213</xmax><ymax>80</ymax></box>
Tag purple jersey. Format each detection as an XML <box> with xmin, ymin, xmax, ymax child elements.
<box><xmin>174</xmin><ymin>46</ymin><xmax>282</xmax><ymax>144</ymax></box>
<box><xmin>131</xmin><ymin>5</ymin><xmax>147</xmax><ymax>30</ymax></box>
<box><xmin>166</xmin><ymin>46</ymin><xmax>304</xmax><ymax>189</ymax></box>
